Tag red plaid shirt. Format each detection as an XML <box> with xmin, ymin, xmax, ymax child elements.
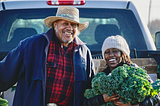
<box><xmin>45</xmin><ymin>35</ymin><xmax>77</xmax><ymax>105</ymax></box>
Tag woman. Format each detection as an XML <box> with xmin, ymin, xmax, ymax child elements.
<box><xmin>101</xmin><ymin>35</ymin><xmax>160</xmax><ymax>106</ymax></box>
<box><xmin>84</xmin><ymin>35</ymin><xmax>160</xmax><ymax>106</ymax></box>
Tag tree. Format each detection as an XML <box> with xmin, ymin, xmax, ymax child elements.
<box><xmin>148</xmin><ymin>19</ymin><xmax>160</xmax><ymax>35</ymax></box>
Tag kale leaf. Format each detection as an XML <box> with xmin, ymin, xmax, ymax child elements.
<box><xmin>0</xmin><ymin>97</ymin><xmax>8</xmax><ymax>106</ymax></box>
<box><xmin>84</xmin><ymin>64</ymin><xmax>160</xmax><ymax>106</ymax></box>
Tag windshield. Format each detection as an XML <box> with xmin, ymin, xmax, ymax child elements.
<box><xmin>0</xmin><ymin>8</ymin><xmax>146</xmax><ymax>56</ymax></box>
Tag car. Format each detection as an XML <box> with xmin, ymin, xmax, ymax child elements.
<box><xmin>0</xmin><ymin>0</ymin><xmax>159</xmax><ymax>59</ymax></box>
<box><xmin>0</xmin><ymin>0</ymin><xmax>160</xmax><ymax>105</ymax></box>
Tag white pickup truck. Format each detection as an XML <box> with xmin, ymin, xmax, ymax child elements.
<box><xmin>0</xmin><ymin>0</ymin><xmax>160</xmax><ymax>105</ymax></box>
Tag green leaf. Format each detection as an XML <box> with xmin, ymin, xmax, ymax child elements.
<box><xmin>0</xmin><ymin>98</ymin><xmax>8</xmax><ymax>106</ymax></box>
<box><xmin>84</xmin><ymin>64</ymin><xmax>160</xmax><ymax>106</ymax></box>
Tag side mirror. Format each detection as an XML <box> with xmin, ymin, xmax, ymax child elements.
<box><xmin>155</xmin><ymin>31</ymin><xmax>160</xmax><ymax>50</ymax></box>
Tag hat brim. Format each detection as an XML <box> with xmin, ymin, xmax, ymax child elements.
<box><xmin>44</xmin><ymin>16</ymin><xmax>89</xmax><ymax>32</ymax></box>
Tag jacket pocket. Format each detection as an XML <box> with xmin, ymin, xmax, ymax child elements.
<box><xmin>46</xmin><ymin>62</ymin><xmax>57</xmax><ymax>68</ymax></box>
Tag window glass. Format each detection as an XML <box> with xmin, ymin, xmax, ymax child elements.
<box><xmin>79</xmin><ymin>8</ymin><xmax>146</xmax><ymax>54</ymax></box>
<box><xmin>7</xmin><ymin>19</ymin><xmax>47</xmax><ymax>42</ymax></box>
<box><xmin>0</xmin><ymin>8</ymin><xmax>146</xmax><ymax>55</ymax></box>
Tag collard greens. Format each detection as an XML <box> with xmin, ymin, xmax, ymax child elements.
<box><xmin>0</xmin><ymin>97</ymin><xmax>8</xmax><ymax>106</ymax></box>
<box><xmin>84</xmin><ymin>64</ymin><xmax>160</xmax><ymax>106</ymax></box>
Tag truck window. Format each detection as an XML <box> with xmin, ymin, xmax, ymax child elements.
<box><xmin>0</xmin><ymin>8</ymin><xmax>147</xmax><ymax>55</ymax></box>
<box><xmin>78</xmin><ymin>8</ymin><xmax>147</xmax><ymax>54</ymax></box>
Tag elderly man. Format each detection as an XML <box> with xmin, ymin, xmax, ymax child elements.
<box><xmin>0</xmin><ymin>6</ymin><xmax>95</xmax><ymax>106</ymax></box>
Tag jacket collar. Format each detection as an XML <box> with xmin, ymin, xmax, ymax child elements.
<box><xmin>103</xmin><ymin>62</ymin><xmax>125</xmax><ymax>75</ymax></box>
<box><xmin>43</xmin><ymin>28</ymin><xmax>86</xmax><ymax>46</ymax></box>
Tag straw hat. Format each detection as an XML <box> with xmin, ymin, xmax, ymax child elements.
<box><xmin>44</xmin><ymin>6</ymin><xmax>89</xmax><ymax>32</ymax></box>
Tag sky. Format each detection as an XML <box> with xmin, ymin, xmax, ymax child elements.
<box><xmin>132</xmin><ymin>0</ymin><xmax>160</xmax><ymax>24</ymax></box>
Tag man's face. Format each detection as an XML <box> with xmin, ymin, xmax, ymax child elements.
<box><xmin>54</xmin><ymin>20</ymin><xmax>79</xmax><ymax>46</ymax></box>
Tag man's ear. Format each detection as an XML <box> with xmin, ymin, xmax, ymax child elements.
<box><xmin>53</xmin><ymin>22</ymin><xmax>57</xmax><ymax>30</ymax></box>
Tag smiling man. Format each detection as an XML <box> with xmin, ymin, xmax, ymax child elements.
<box><xmin>44</xmin><ymin>6</ymin><xmax>94</xmax><ymax>106</ymax></box>
<box><xmin>0</xmin><ymin>6</ymin><xmax>95</xmax><ymax>106</ymax></box>
<box><xmin>53</xmin><ymin>20</ymin><xmax>79</xmax><ymax>46</ymax></box>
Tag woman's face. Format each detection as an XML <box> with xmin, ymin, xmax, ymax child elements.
<box><xmin>104</xmin><ymin>48</ymin><xmax>122</xmax><ymax>71</ymax></box>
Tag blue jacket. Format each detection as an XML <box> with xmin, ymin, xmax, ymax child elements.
<box><xmin>0</xmin><ymin>29</ymin><xmax>95</xmax><ymax>106</ymax></box>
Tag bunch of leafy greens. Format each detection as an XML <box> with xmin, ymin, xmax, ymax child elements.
<box><xmin>0</xmin><ymin>97</ymin><xmax>8</xmax><ymax>106</ymax></box>
<box><xmin>84</xmin><ymin>64</ymin><xmax>160</xmax><ymax>106</ymax></box>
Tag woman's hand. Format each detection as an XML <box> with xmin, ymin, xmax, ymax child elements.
<box><xmin>114</xmin><ymin>100</ymin><xmax>131</xmax><ymax>106</ymax></box>
<box><xmin>113</xmin><ymin>100</ymin><xmax>139</xmax><ymax>106</ymax></box>
<box><xmin>103</xmin><ymin>93</ymin><xmax>120</xmax><ymax>102</ymax></box>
